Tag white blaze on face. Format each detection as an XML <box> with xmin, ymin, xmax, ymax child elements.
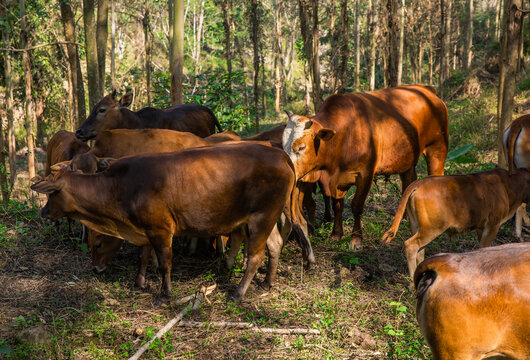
<box><xmin>282</xmin><ymin>116</ymin><xmax>310</xmax><ymax>163</ymax></box>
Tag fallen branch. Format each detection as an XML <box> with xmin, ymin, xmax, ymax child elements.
<box><xmin>173</xmin><ymin>284</ymin><xmax>217</xmax><ymax>306</ymax></box>
<box><xmin>177</xmin><ymin>320</ymin><xmax>320</xmax><ymax>335</ymax></box>
<box><xmin>128</xmin><ymin>284</ymin><xmax>216</xmax><ymax>360</ymax></box>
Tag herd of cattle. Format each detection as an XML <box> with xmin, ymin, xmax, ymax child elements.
<box><xmin>29</xmin><ymin>85</ymin><xmax>529</xmax><ymax>358</ymax></box>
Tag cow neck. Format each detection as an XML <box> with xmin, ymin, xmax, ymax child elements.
<box><xmin>65</xmin><ymin>171</ymin><xmax>120</xmax><ymax>221</ymax></box>
<box><xmin>119</xmin><ymin>107</ymin><xmax>144</xmax><ymax>129</ymax></box>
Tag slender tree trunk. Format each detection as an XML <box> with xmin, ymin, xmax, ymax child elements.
<box><xmin>329</xmin><ymin>0</ymin><xmax>337</xmax><ymax>92</ymax></box>
<box><xmin>0</xmin><ymin>107</ymin><xmax>7</xmax><ymax>206</ymax></box>
<box><xmin>397</xmin><ymin>0</ymin><xmax>404</xmax><ymax>84</ymax></box>
<box><xmin>418</xmin><ymin>39</ymin><xmax>424</xmax><ymax>83</ymax></box>
<box><xmin>368</xmin><ymin>0</ymin><xmax>377</xmax><ymax>90</ymax></box>
<box><xmin>453</xmin><ymin>15</ymin><xmax>458</xmax><ymax>70</ymax></box>
<box><xmin>495</xmin><ymin>0</ymin><xmax>502</xmax><ymax>41</ymax></box>
<box><xmin>354</xmin><ymin>0</ymin><xmax>360</xmax><ymax>91</ymax></box>
<box><xmin>304</xmin><ymin>64</ymin><xmax>312</xmax><ymax>114</ymax></box>
<box><xmin>386</xmin><ymin>0</ymin><xmax>400</xmax><ymax>87</ymax></box>
<box><xmin>339</xmin><ymin>0</ymin><xmax>349</xmax><ymax>93</ymax></box>
<box><xmin>84</xmin><ymin>0</ymin><xmax>100</xmax><ymax>108</ymax></box>
<box><xmin>60</xmin><ymin>0</ymin><xmax>86</xmax><ymax>128</ymax></box>
<box><xmin>110</xmin><ymin>0</ymin><xmax>116</xmax><ymax>90</ymax></box>
<box><xmin>274</xmin><ymin>0</ymin><xmax>283</xmax><ymax>114</ymax></box>
<box><xmin>464</xmin><ymin>0</ymin><xmax>474</xmax><ymax>69</ymax></box>
<box><xmin>439</xmin><ymin>0</ymin><xmax>450</xmax><ymax>96</ymax></box>
<box><xmin>171</xmin><ymin>0</ymin><xmax>184</xmax><ymax>105</ymax></box>
<box><xmin>3</xmin><ymin>31</ymin><xmax>16</xmax><ymax>189</ymax></box>
<box><xmin>20</xmin><ymin>0</ymin><xmax>35</xmax><ymax>180</ymax></box>
<box><xmin>428</xmin><ymin>9</ymin><xmax>433</xmax><ymax>85</ymax></box>
<box><xmin>498</xmin><ymin>0</ymin><xmax>525</xmax><ymax>166</ymax></box>
<box><xmin>97</xmin><ymin>0</ymin><xmax>109</xmax><ymax>96</ymax></box>
<box><xmin>220</xmin><ymin>0</ymin><xmax>232</xmax><ymax>107</ymax></box>
<box><xmin>143</xmin><ymin>6</ymin><xmax>152</xmax><ymax>107</ymax></box>
<box><xmin>299</xmin><ymin>0</ymin><xmax>322</xmax><ymax>112</ymax></box>
<box><xmin>250</xmin><ymin>0</ymin><xmax>261</xmax><ymax>130</ymax></box>
<box><xmin>168</xmin><ymin>0</ymin><xmax>173</xmax><ymax>66</ymax></box>
<box><xmin>193</xmin><ymin>0</ymin><xmax>205</xmax><ymax>76</ymax></box>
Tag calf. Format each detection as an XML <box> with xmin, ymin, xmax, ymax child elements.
<box><xmin>503</xmin><ymin>114</ymin><xmax>530</xmax><ymax>238</ymax></box>
<box><xmin>382</xmin><ymin>168</ymin><xmax>530</xmax><ymax>279</ymax></box>
<box><xmin>32</xmin><ymin>142</ymin><xmax>306</xmax><ymax>301</ymax></box>
<box><xmin>414</xmin><ymin>243</ymin><xmax>530</xmax><ymax>360</ymax></box>
<box><xmin>45</xmin><ymin>130</ymin><xmax>91</xmax><ymax>176</ymax></box>
<box><xmin>75</xmin><ymin>91</ymin><xmax>222</xmax><ymax>140</ymax></box>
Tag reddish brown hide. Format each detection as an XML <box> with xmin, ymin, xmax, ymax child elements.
<box><xmin>282</xmin><ymin>85</ymin><xmax>449</xmax><ymax>248</ymax></box>
<box><xmin>383</xmin><ymin>168</ymin><xmax>530</xmax><ymax>279</ymax></box>
<box><xmin>75</xmin><ymin>91</ymin><xmax>222</xmax><ymax>141</ymax></box>
<box><xmin>45</xmin><ymin>130</ymin><xmax>91</xmax><ymax>176</ymax></box>
<box><xmin>32</xmin><ymin>143</ymin><xmax>299</xmax><ymax>301</ymax></box>
<box><xmin>503</xmin><ymin>114</ymin><xmax>530</xmax><ymax>239</ymax></box>
<box><xmin>414</xmin><ymin>243</ymin><xmax>530</xmax><ymax>360</ymax></box>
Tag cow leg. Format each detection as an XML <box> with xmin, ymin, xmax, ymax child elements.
<box><xmin>232</xmin><ymin>216</ymin><xmax>272</xmax><ymax>300</ymax></box>
<box><xmin>478</xmin><ymin>224</ymin><xmax>501</xmax><ymax>248</ymax></box>
<box><xmin>515</xmin><ymin>203</ymin><xmax>529</xmax><ymax>239</ymax></box>
<box><xmin>301</xmin><ymin>182</ymin><xmax>317</xmax><ymax>225</ymax></box>
<box><xmin>349</xmin><ymin>173</ymin><xmax>375</xmax><ymax>249</ymax></box>
<box><xmin>323</xmin><ymin>193</ymin><xmax>332</xmax><ymax>222</ymax></box>
<box><xmin>523</xmin><ymin>203</ymin><xmax>530</xmax><ymax>226</ymax></box>
<box><xmin>404</xmin><ymin>229</ymin><xmax>439</xmax><ymax>281</ymax></box>
<box><xmin>148</xmin><ymin>232</ymin><xmax>173</xmax><ymax>302</ymax></box>
<box><xmin>399</xmin><ymin>167</ymin><xmax>417</xmax><ymax>193</ymax></box>
<box><xmin>225</xmin><ymin>226</ymin><xmax>245</xmax><ymax>269</ymax></box>
<box><xmin>278</xmin><ymin>212</ymin><xmax>292</xmax><ymax>242</ymax></box>
<box><xmin>135</xmin><ymin>245</ymin><xmax>152</xmax><ymax>290</ymax></box>
<box><xmin>330</xmin><ymin>197</ymin><xmax>344</xmax><ymax>241</ymax></box>
<box><xmin>424</xmin><ymin>140</ymin><xmax>448</xmax><ymax>176</ymax></box>
<box><xmin>261</xmin><ymin>224</ymin><xmax>283</xmax><ymax>291</ymax></box>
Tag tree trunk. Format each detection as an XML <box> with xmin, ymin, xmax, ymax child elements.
<box><xmin>20</xmin><ymin>0</ymin><xmax>36</xmax><ymax>180</ymax></box>
<box><xmin>220</xmin><ymin>0</ymin><xmax>232</xmax><ymax>107</ymax></box>
<box><xmin>193</xmin><ymin>0</ymin><xmax>205</xmax><ymax>76</ymax></box>
<box><xmin>428</xmin><ymin>9</ymin><xmax>433</xmax><ymax>85</ymax></box>
<box><xmin>170</xmin><ymin>0</ymin><xmax>184</xmax><ymax>105</ymax></box>
<box><xmin>97</xmin><ymin>0</ymin><xmax>109</xmax><ymax>96</ymax></box>
<box><xmin>354</xmin><ymin>0</ymin><xmax>360</xmax><ymax>91</ymax></box>
<box><xmin>250</xmin><ymin>0</ymin><xmax>261</xmax><ymax>130</ymax></box>
<box><xmin>368</xmin><ymin>0</ymin><xmax>377</xmax><ymax>90</ymax></box>
<box><xmin>60</xmin><ymin>0</ymin><xmax>86</xmax><ymax>128</ymax></box>
<box><xmin>2</xmin><ymin>31</ymin><xmax>16</xmax><ymax>189</ymax></box>
<box><xmin>143</xmin><ymin>6</ymin><xmax>152</xmax><ymax>107</ymax></box>
<box><xmin>83</xmin><ymin>0</ymin><xmax>100</xmax><ymax>108</ymax></box>
<box><xmin>386</xmin><ymin>0</ymin><xmax>400</xmax><ymax>87</ymax></box>
<box><xmin>464</xmin><ymin>0</ymin><xmax>473</xmax><ymax>70</ymax></box>
<box><xmin>299</xmin><ymin>0</ymin><xmax>322</xmax><ymax>112</ymax></box>
<box><xmin>338</xmin><ymin>0</ymin><xmax>349</xmax><ymax>93</ymax></box>
<box><xmin>398</xmin><ymin>0</ymin><xmax>404</xmax><ymax>84</ymax></box>
<box><xmin>168</xmin><ymin>0</ymin><xmax>173</xmax><ymax>66</ymax></box>
<box><xmin>439</xmin><ymin>0</ymin><xmax>450</xmax><ymax>96</ymax></box>
<box><xmin>110</xmin><ymin>0</ymin><xmax>116</xmax><ymax>90</ymax></box>
<box><xmin>498</xmin><ymin>0</ymin><xmax>525</xmax><ymax>166</ymax></box>
<box><xmin>274</xmin><ymin>0</ymin><xmax>284</xmax><ymax>114</ymax></box>
<box><xmin>0</xmin><ymin>23</ymin><xmax>9</xmax><ymax>204</ymax></box>
<box><xmin>495</xmin><ymin>0</ymin><xmax>503</xmax><ymax>41</ymax></box>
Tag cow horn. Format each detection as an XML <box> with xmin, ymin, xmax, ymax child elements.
<box><xmin>111</xmin><ymin>89</ymin><xmax>118</xmax><ymax>99</ymax></box>
<box><xmin>284</xmin><ymin>110</ymin><xmax>293</xmax><ymax>119</ymax></box>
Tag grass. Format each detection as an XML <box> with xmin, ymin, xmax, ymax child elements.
<box><xmin>0</xmin><ymin>79</ymin><xmax>528</xmax><ymax>359</ymax></box>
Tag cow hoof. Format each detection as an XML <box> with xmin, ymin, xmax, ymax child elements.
<box><xmin>349</xmin><ymin>238</ymin><xmax>362</xmax><ymax>251</ymax></box>
<box><xmin>259</xmin><ymin>281</ymin><xmax>272</xmax><ymax>291</ymax></box>
<box><xmin>154</xmin><ymin>294</ymin><xmax>170</xmax><ymax>306</ymax></box>
<box><xmin>330</xmin><ymin>233</ymin><xmax>343</xmax><ymax>242</ymax></box>
<box><xmin>229</xmin><ymin>293</ymin><xmax>243</xmax><ymax>303</ymax></box>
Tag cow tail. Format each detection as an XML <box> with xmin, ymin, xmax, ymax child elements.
<box><xmin>506</xmin><ymin>119</ymin><xmax>524</xmax><ymax>174</ymax></box>
<box><xmin>207</xmin><ymin>107</ymin><xmax>223</xmax><ymax>133</ymax></box>
<box><xmin>381</xmin><ymin>183</ymin><xmax>417</xmax><ymax>244</ymax></box>
<box><xmin>414</xmin><ymin>265</ymin><xmax>437</xmax><ymax>300</ymax></box>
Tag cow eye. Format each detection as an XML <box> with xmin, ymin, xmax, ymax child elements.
<box><xmin>296</xmin><ymin>144</ymin><xmax>307</xmax><ymax>153</ymax></box>
<box><xmin>98</xmin><ymin>108</ymin><xmax>106</xmax><ymax>113</ymax></box>
<box><xmin>95</xmin><ymin>243</ymin><xmax>102</xmax><ymax>249</ymax></box>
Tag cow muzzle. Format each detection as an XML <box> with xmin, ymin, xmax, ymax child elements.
<box><xmin>75</xmin><ymin>128</ymin><xmax>94</xmax><ymax>141</ymax></box>
<box><xmin>93</xmin><ymin>265</ymin><xmax>107</xmax><ymax>273</ymax></box>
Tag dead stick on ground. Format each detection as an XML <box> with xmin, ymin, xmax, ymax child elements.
<box><xmin>128</xmin><ymin>284</ymin><xmax>216</xmax><ymax>360</ymax></box>
<box><xmin>177</xmin><ymin>320</ymin><xmax>320</xmax><ymax>335</ymax></box>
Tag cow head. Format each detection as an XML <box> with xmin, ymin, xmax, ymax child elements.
<box><xmin>75</xmin><ymin>91</ymin><xmax>133</xmax><ymax>141</ymax></box>
<box><xmin>88</xmin><ymin>231</ymin><xmax>124</xmax><ymax>273</ymax></box>
<box><xmin>282</xmin><ymin>111</ymin><xmax>335</xmax><ymax>180</ymax></box>
<box><xmin>30</xmin><ymin>170</ymin><xmax>75</xmax><ymax>220</ymax></box>
<box><xmin>50</xmin><ymin>155</ymin><xmax>116</xmax><ymax>174</ymax></box>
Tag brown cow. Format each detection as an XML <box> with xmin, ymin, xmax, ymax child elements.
<box><xmin>282</xmin><ymin>85</ymin><xmax>449</xmax><ymax>248</ymax></box>
<box><xmin>45</xmin><ymin>130</ymin><xmax>91</xmax><ymax>176</ymax></box>
<box><xmin>75</xmin><ymin>91</ymin><xmax>222</xmax><ymax>140</ymax></box>
<box><xmin>382</xmin><ymin>168</ymin><xmax>530</xmax><ymax>280</ymax></box>
<box><xmin>503</xmin><ymin>114</ymin><xmax>530</xmax><ymax>239</ymax></box>
<box><xmin>32</xmin><ymin>142</ymin><xmax>307</xmax><ymax>301</ymax></box>
<box><xmin>414</xmin><ymin>243</ymin><xmax>530</xmax><ymax>360</ymax></box>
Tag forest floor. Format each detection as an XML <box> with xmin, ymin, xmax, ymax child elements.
<box><xmin>1</xmin><ymin>80</ymin><xmax>529</xmax><ymax>359</ymax></box>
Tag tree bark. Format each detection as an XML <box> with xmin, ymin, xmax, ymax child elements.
<box><xmin>338</xmin><ymin>0</ymin><xmax>349</xmax><ymax>93</ymax></box>
<box><xmin>386</xmin><ymin>0</ymin><xmax>400</xmax><ymax>87</ymax></box>
<box><xmin>495</xmin><ymin>0</ymin><xmax>503</xmax><ymax>41</ymax></box>
<box><xmin>354</xmin><ymin>0</ymin><xmax>360</xmax><ymax>91</ymax></box>
<box><xmin>218</xmin><ymin>0</ymin><xmax>232</xmax><ymax>107</ymax></box>
<box><xmin>464</xmin><ymin>0</ymin><xmax>473</xmax><ymax>70</ymax></box>
<box><xmin>274</xmin><ymin>0</ymin><xmax>283</xmax><ymax>114</ymax></box>
<box><xmin>250</xmin><ymin>0</ymin><xmax>261</xmax><ymax>130</ymax></box>
<box><xmin>439</xmin><ymin>0</ymin><xmax>450</xmax><ymax>96</ymax></box>
<box><xmin>2</xmin><ymin>25</ymin><xmax>16</xmax><ymax>189</ymax></box>
<box><xmin>299</xmin><ymin>0</ymin><xmax>322</xmax><ymax>112</ymax></box>
<box><xmin>110</xmin><ymin>0</ymin><xmax>116</xmax><ymax>90</ymax></box>
<box><xmin>498</xmin><ymin>0</ymin><xmax>525</xmax><ymax>166</ymax></box>
<box><xmin>368</xmin><ymin>0</ymin><xmax>377</xmax><ymax>90</ymax></box>
<box><xmin>83</xmin><ymin>0</ymin><xmax>100</xmax><ymax>108</ymax></box>
<box><xmin>170</xmin><ymin>0</ymin><xmax>184</xmax><ymax>105</ymax></box>
<box><xmin>20</xmin><ymin>0</ymin><xmax>36</xmax><ymax>180</ymax></box>
<box><xmin>97</xmin><ymin>0</ymin><xmax>109</xmax><ymax>96</ymax></box>
<box><xmin>143</xmin><ymin>5</ymin><xmax>152</xmax><ymax>107</ymax></box>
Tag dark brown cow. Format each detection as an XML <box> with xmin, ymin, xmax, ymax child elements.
<box><xmin>245</xmin><ymin>124</ymin><xmax>286</xmax><ymax>143</ymax></box>
<box><xmin>503</xmin><ymin>114</ymin><xmax>530</xmax><ymax>238</ymax></box>
<box><xmin>382</xmin><ymin>168</ymin><xmax>530</xmax><ymax>279</ymax></box>
<box><xmin>75</xmin><ymin>91</ymin><xmax>222</xmax><ymax>140</ymax></box>
<box><xmin>414</xmin><ymin>243</ymin><xmax>530</xmax><ymax>360</ymax></box>
<box><xmin>282</xmin><ymin>85</ymin><xmax>449</xmax><ymax>248</ymax></box>
<box><xmin>32</xmin><ymin>142</ymin><xmax>306</xmax><ymax>301</ymax></box>
<box><xmin>45</xmin><ymin>130</ymin><xmax>91</xmax><ymax>176</ymax></box>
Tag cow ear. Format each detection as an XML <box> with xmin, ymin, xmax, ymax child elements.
<box><xmin>317</xmin><ymin>128</ymin><xmax>335</xmax><ymax>140</ymax></box>
<box><xmin>50</xmin><ymin>161</ymin><xmax>72</xmax><ymax>172</ymax></box>
<box><xmin>304</xmin><ymin>120</ymin><xmax>313</xmax><ymax>130</ymax></box>
<box><xmin>119</xmin><ymin>93</ymin><xmax>133</xmax><ymax>108</ymax></box>
<box><xmin>97</xmin><ymin>157</ymin><xmax>117</xmax><ymax>171</ymax></box>
<box><xmin>31</xmin><ymin>180</ymin><xmax>62</xmax><ymax>194</ymax></box>
<box><xmin>111</xmin><ymin>89</ymin><xmax>118</xmax><ymax>99</ymax></box>
<box><xmin>30</xmin><ymin>175</ymin><xmax>43</xmax><ymax>183</ymax></box>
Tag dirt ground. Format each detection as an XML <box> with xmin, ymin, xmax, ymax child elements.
<box><xmin>0</xmin><ymin>154</ymin><xmax>527</xmax><ymax>360</ymax></box>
